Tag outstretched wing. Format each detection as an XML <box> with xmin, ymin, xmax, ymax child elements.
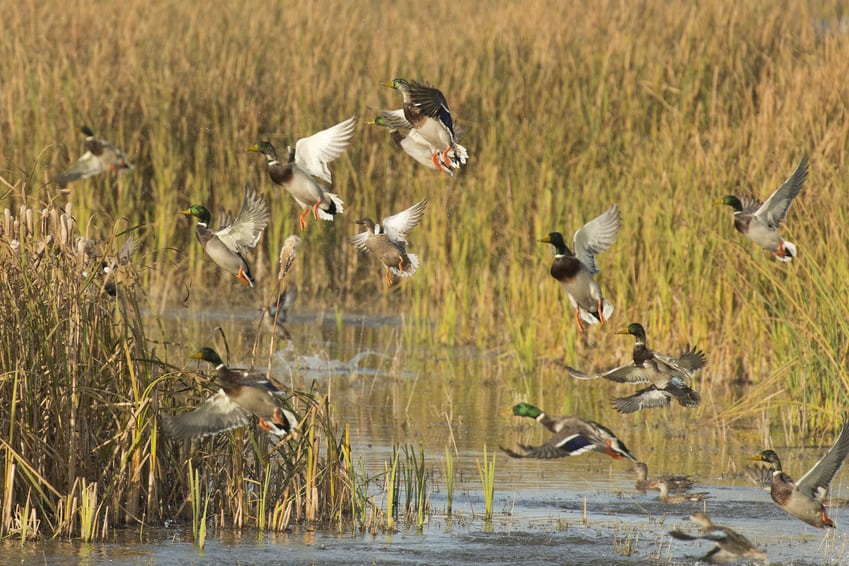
<box><xmin>294</xmin><ymin>115</ymin><xmax>358</xmax><ymax>183</ymax></box>
<box><xmin>407</xmin><ymin>81</ymin><xmax>455</xmax><ymax>135</ymax></box>
<box><xmin>565</xmin><ymin>363</ymin><xmax>653</xmax><ymax>384</ymax></box>
<box><xmin>797</xmin><ymin>420</ymin><xmax>849</xmax><ymax>501</ymax></box>
<box><xmin>382</xmin><ymin>200</ymin><xmax>428</xmax><ymax>244</ymax></box>
<box><xmin>215</xmin><ymin>185</ymin><xmax>270</xmax><ymax>253</ymax></box>
<box><xmin>161</xmin><ymin>390</ymin><xmax>251</xmax><ymax>440</ymax></box>
<box><xmin>573</xmin><ymin>204</ymin><xmax>621</xmax><ymax>274</ymax></box>
<box><xmin>754</xmin><ymin>156</ymin><xmax>808</xmax><ymax>229</ymax></box>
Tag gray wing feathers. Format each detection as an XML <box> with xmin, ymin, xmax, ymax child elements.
<box><xmin>573</xmin><ymin>204</ymin><xmax>621</xmax><ymax>275</ymax></box>
<box><xmin>161</xmin><ymin>390</ymin><xmax>251</xmax><ymax>440</ymax></box>
<box><xmin>382</xmin><ymin>200</ymin><xmax>428</xmax><ymax>244</ymax></box>
<box><xmin>755</xmin><ymin>155</ymin><xmax>808</xmax><ymax>229</ymax></box>
<box><xmin>215</xmin><ymin>186</ymin><xmax>270</xmax><ymax>253</ymax></box>
<box><xmin>294</xmin><ymin>115</ymin><xmax>358</xmax><ymax>183</ymax></box>
<box><xmin>797</xmin><ymin>421</ymin><xmax>849</xmax><ymax>500</ymax></box>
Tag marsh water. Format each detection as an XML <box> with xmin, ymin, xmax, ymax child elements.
<box><xmin>5</xmin><ymin>305</ymin><xmax>849</xmax><ymax>565</ymax></box>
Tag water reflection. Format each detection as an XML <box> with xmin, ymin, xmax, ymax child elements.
<box><xmin>11</xmin><ymin>306</ymin><xmax>844</xmax><ymax>564</ymax></box>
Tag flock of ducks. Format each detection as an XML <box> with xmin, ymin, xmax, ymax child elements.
<box><xmin>53</xmin><ymin>77</ymin><xmax>842</xmax><ymax>563</ymax></box>
<box><xmin>493</xmin><ymin>154</ymin><xmax>849</xmax><ymax>562</ymax></box>
<box><xmin>52</xmin><ymin>80</ymin><xmax>461</xmax><ymax>446</ymax></box>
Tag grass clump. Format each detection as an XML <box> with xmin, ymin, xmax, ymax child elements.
<box><xmin>0</xmin><ymin>183</ymin><xmax>399</xmax><ymax>540</ymax></box>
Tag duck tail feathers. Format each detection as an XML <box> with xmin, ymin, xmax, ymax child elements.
<box><xmin>317</xmin><ymin>192</ymin><xmax>344</xmax><ymax>220</ymax></box>
<box><xmin>389</xmin><ymin>254</ymin><xmax>419</xmax><ymax>277</ymax></box>
<box><xmin>776</xmin><ymin>240</ymin><xmax>796</xmax><ymax>262</ymax></box>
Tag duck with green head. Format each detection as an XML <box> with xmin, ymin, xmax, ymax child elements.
<box><xmin>380</xmin><ymin>79</ymin><xmax>468</xmax><ymax>171</ymax></box>
<box><xmin>248</xmin><ymin>115</ymin><xmax>356</xmax><ymax>230</ymax></box>
<box><xmin>716</xmin><ymin>155</ymin><xmax>807</xmax><ymax>262</ymax></box>
<box><xmin>162</xmin><ymin>347</ymin><xmax>298</xmax><ymax>440</ymax></box>
<box><xmin>180</xmin><ymin>185</ymin><xmax>269</xmax><ymax>288</ymax></box>
<box><xmin>502</xmin><ymin>402</ymin><xmax>637</xmax><ymax>461</ymax></box>
<box><xmin>539</xmin><ymin>204</ymin><xmax>621</xmax><ymax>332</ymax></box>
<box><xmin>750</xmin><ymin>421</ymin><xmax>849</xmax><ymax>528</ymax></box>
<box><xmin>54</xmin><ymin>125</ymin><xmax>133</xmax><ymax>188</ymax></box>
<box><xmin>566</xmin><ymin>322</ymin><xmax>705</xmax><ymax>413</ymax></box>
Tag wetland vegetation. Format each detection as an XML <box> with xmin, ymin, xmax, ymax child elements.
<box><xmin>2</xmin><ymin>0</ymin><xmax>849</xmax><ymax>562</ymax></box>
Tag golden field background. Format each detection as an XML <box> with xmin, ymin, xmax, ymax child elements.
<box><xmin>1</xmin><ymin>0</ymin><xmax>849</xmax><ymax>541</ymax></box>
<box><xmin>3</xmin><ymin>1</ymin><xmax>849</xmax><ymax>423</ymax></box>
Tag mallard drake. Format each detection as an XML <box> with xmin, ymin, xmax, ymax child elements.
<box><xmin>162</xmin><ymin>347</ymin><xmax>298</xmax><ymax>440</ymax></box>
<box><xmin>180</xmin><ymin>185</ymin><xmax>270</xmax><ymax>288</ymax></box>
<box><xmin>501</xmin><ymin>403</ymin><xmax>637</xmax><ymax>461</ymax></box>
<box><xmin>669</xmin><ymin>512</ymin><xmax>769</xmax><ymax>564</ymax></box>
<box><xmin>369</xmin><ymin>109</ymin><xmax>466</xmax><ymax>175</ymax></box>
<box><xmin>539</xmin><ymin>204</ymin><xmax>621</xmax><ymax>332</ymax></box>
<box><xmin>750</xmin><ymin>421</ymin><xmax>849</xmax><ymax>528</ymax></box>
<box><xmin>716</xmin><ymin>155</ymin><xmax>807</xmax><ymax>262</ymax></box>
<box><xmin>649</xmin><ymin>480</ymin><xmax>712</xmax><ymax>504</ymax></box>
<box><xmin>380</xmin><ymin>79</ymin><xmax>468</xmax><ymax>171</ymax></box>
<box><xmin>54</xmin><ymin>125</ymin><xmax>133</xmax><ymax>187</ymax></box>
<box><xmin>248</xmin><ymin>115</ymin><xmax>357</xmax><ymax>230</ymax></box>
<box><xmin>350</xmin><ymin>199</ymin><xmax>428</xmax><ymax>286</ymax></box>
<box><xmin>634</xmin><ymin>461</ymin><xmax>695</xmax><ymax>493</ymax></box>
<box><xmin>566</xmin><ymin>322</ymin><xmax>704</xmax><ymax>413</ymax></box>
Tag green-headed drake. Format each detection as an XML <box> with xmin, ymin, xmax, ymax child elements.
<box><xmin>750</xmin><ymin>421</ymin><xmax>849</xmax><ymax>528</ymax></box>
<box><xmin>350</xmin><ymin>199</ymin><xmax>428</xmax><ymax>286</ymax></box>
<box><xmin>180</xmin><ymin>185</ymin><xmax>270</xmax><ymax>288</ymax></box>
<box><xmin>54</xmin><ymin>125</ymin><xmax>133</xmax><ymax>187</ymax></box>
<box><xmin>248</xmin><ymin>115</ymin><xmax>357</xmax><ymax>230</ymax></box>
<box><xmin>716</xmin><ymin>155</ymin><xmax>807</xmax><ymax>262</ymax></box>
<box><xmin>566</xmin><ymin>322</ymin><xmax>705</xmax><ymax>413</ymax></box>
<box><xmin>380</xmin><ymin>79</ymin><xmax>468</xmax><ymax>171</ymax></box>
<box><xmin>539</xmin><ymin>204</ymin><xmax>621</xmax><ymax>332</ymax></box>
<box><xmin>369</xmin><ymin>109</ymin><xmax>465</xmax><ymax>175</ymax></box>
<box><xmin>669</xmin><ymin>512</ymin><xmax>768</xmax><ymax>564</ymax></box>
<box><xmin>162</xmin><ymin>347</ymin><xmax>298</xmax><ymax>440</ymax></box>
<box><xmin>502</xmin><ymin>402</ymin><xmax>637</xmax><ymax>461</ymax></box>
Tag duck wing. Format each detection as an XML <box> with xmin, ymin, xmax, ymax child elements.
<box><xmin>294</xmin><ymin>115</ymin><xmax>358</xmax><ymax>183</ymax></box>
<box><xmin>382</xmin><ymin>200</ymin><xmax>428</xmax><ymax>244</ymax></box>
<box><xmin>754</xmin><ymin>156</ymin><xmax>808</xmax><ymax>229</ymax></box>
<box><xmin>161</xmin><ymin>390</ymin><xmax>251</xmax><ymax>440</ymax></box>
<box><xmin>565</xmin><ymin>363</ymin><xmax>653</xmax><ymax>384</ymax></box>
<box><xmin>796</xmin><ymin>421</ymin><xmax>849</xmax><ymax>501</ymax></box>
<box><xmin>572</xmin><ymin>204</ymin><xmax>621</xmax><ymax>275</ymax></box>
<box><xmin>214</xmin><ymin>186</ymin><xmax>270</xmax><ymax>253</ymax></box>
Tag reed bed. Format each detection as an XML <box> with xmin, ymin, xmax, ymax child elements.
<box><xmin>2</xmin><ymin>0</ymin><xmax>849</xmax><ymax>538</ymax></box>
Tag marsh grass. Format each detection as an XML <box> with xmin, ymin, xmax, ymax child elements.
<box><xmin>0</xmin><ymin>193</ymin><xmax>412</xmax><ymax>540</ymax></box>
<box><xmin>476</xmin><ymin>445</ymin><xmax>496</xmax><ymax>521</ymax></box>
<box><xmin>1</xmin><ymin>0</ymin><xmax>846</xmax><ymax>433</ymax></box>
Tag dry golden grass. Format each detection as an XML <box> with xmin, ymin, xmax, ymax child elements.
<box><xmin>3</xmin><ymin>0</ymin><xmax>849</xmax><ymax>537</ymax></box>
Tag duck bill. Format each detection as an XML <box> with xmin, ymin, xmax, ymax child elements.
<box><xmin>379</xmin><ymin>81</ymin><xmax>396</xmax><ymax>89</ymax></box>
<box><xmin>179</xmin><ymin>208</ymin><xmax>192</xmax><ymax>215</ymax></box>
<box><xmin>247</xmin><ymin>144</ymin><xmax>260</xmax><ymax>152</ymax></box>
<box><xmin>538</xmin><ymin>235</ymin><xmax>552</xmax><ymax>243</ymax></box>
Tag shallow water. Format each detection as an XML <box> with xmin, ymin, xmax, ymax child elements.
<box><xmin>6</xmin><ymin>307</ymin><xmax>849</xmax><ymax>565</ymax></box>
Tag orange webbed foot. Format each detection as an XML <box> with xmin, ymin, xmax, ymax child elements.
<box><xmin>236</xmin><ymin>266</ymin><xmax>252</xmax><ymax>287</ymax></box>
<box><xmin>597</xmin><ymin>299</ymin><xmax>605</xmax><ymax>324</ymax></box>
<box><xmin>299</xmin><ymin>208</ymin><xmax>309</xmax><ymax>230</ymax></box>
<box><xmin>312</xmin><ymin>200</ymin><xmax>321</xmax><ymax>220</ymax></box>
<box><xmin>575</xmin><ymin>309</ymin><xmax>585</xmax><ymax>333</ymax></box>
